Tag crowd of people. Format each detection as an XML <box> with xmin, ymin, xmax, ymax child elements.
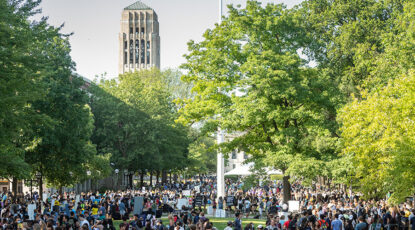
<box><xmin>0</xmin><ymin>178</ymin><xmax>414</xmax><ymax>230</ymax></box>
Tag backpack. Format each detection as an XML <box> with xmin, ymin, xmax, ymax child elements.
<box><xmin>289</xmin><ymin>220</ymin><xmax>297</xmax><ymax>230</ymax></box>
<box><xmin>319</xmin><ymin>220</ymin><xmax>328</xmax><ymax>230</ymax></box>
<box><xmin>300</xmin><ymin>218</ymin><xmax>308</xmax><ymax>230</ymax></box>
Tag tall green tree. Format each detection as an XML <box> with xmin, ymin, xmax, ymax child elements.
<box><xmin>339</xmin><ymin>71</ymin><xmax>415</xmax><ymax>203</ymax></box>
<box><xmin>177</xmin><ymin>1</ymin><xmax>336</xmax><ymax>202</ymax></box>
<box><xmin>0</xmin><ymin>0</ymin><xmax>48</xmax><ymax>179</ymax></box>
<box><xmin>91</xmin><ymin>69</ymin><xmax>190</xmax><ymax>180</ymax></box>
<box><xmin>337</xmin><ymin>1</ymin><xmax>415</xmax><ymax>203</ymax></box>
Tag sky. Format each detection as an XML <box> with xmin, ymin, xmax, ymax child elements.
<box><xmin>39</xmin><ymin>0</ymin><xmax>304</xmax><ymax>80</ymax></box>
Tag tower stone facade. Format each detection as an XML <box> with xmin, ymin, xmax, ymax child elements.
<box><xmin>119</xmin><ymin>1</ymin><xmax>160</xmax><ymax>74</ymax></box>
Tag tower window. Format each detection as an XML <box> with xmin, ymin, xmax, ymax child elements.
<box><xmin>135</xmin><ymin>40</ymin><xmax>139</xmax><ymax>64</ymax></box>
<box><xmin>146</xmin><ymin>51</ymin><xmax>150</xmax><ymax>64</ymax></box>
<box><xmin>231</xmin><ymin>151</ymin><xmax>236</xmax><ymax>159</ymax></box>
<box><xmin>124</xmin><ymin>41</ymin><xmax>127</xmax><ymax>50</ymax></box>
<box><xmin>124</xmin><ymin>52</ymin><xmax>127</xmax><ymax>64</ymax></box>
<box><xmin>244</xmin><ymin>153</ymin><xmax>248</xmax><ymax>159</ymax></box>
<box><xmin>141</xmin><ymin>39</ymin><xmax>145</xmax><ymax>63</ymax></box>
<box><xmin>146</xmin><ymin>41</ymin><xmax>150</xmax><ymax>49</ymax></box>
<box><xmin>135</xmin><ymin>27</ymin><xmax>139</xmax><ymax>37</ymax></box>
<box><xmin>129</xmin><ymin>40</ymin><xmax>133</xmax><ymax>64</ymax></box>
<box><xmin>141</xmin><ymin>27</ymin><xmax>144</xmax><ymax>36</ymax></box>
<box><xmin>129</xmin><ymin>27</ymin><xmax>133</xmax><ymax>34</ymax></box>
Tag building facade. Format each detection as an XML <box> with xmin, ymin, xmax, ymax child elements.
<box><xmin>119</xmin><ymin>1</ymin><xmax>160</xmax><ymax>74</ymax></box>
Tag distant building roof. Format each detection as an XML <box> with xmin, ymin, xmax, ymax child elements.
<box><xmin>124</xmin><ymin>1</ymin><xmax>152</xmax><ymax>10</ymax></box>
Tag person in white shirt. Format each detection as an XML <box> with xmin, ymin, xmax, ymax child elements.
<box><xmin>79</xmin><ymin>214</ymin><xmax>90</xmax><ymax>229</ymax></box>
<box><xmin>224</xmin><ymin>221</ymin><xmax>233</xmax><ymax>230</ymax></box>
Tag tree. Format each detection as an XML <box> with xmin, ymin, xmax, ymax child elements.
<box><xmin>91</xmin><ymin>69</ymin><xmax>190</xmax><ymax>183</ymax></box>
<box><xmin>338</xmin><ymin>1</ymin><xmax>415</xmax><ymax>204</ymax></box>
<box><xmin>187</xmin><ymin>130</ymin><xmax>216</xmax><ymax>175</ymax></box>
<box><xmin>0</xmin><ymin>0</ymin><xmax>49</xmax><ymax>180</ymax></box>
<box><xmin>177</xmin><ymin>1</ymin><xmax>336</xmax><ymax>202</ymax></box>
<box><xmin>24</xmin><ymin>24</ymin><xmax>99</xmax><ymax>190</ymax></box>
<box><xmin>339</xmin><ymin>71</ymin><xmax>415</xmax><ymax>203</ymax></box>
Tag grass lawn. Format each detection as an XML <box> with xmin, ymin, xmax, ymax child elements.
<box><xmin>114</xmin><ymin>217</ymin><xmax>266</xmax><ymax>230</ymax></box>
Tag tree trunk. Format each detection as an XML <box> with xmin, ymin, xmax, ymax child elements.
<box><xmin>140</xmin><ymin>170</ymin><xmax>144</xmax><ymax>187</ymax></box>
<box><xmin>39</xmin><ymin>176</ymin><xmax>43</xmax><ymax>202</ymax></box>
<box><xmin>162</xmin><ymin>170</ymin><xmax>167</xmax><ymax>184</ymax></box>
<box><xmin>156</xmin><ymin>171</ymin><xmax>160</xmax><ymax>184</ymax></box>
<box><xmin>129</xmin><ymin>174</ymin><xmax>133</xmax><ymax>189</ymax></box>
<box><xmin>12</xmin><ymin>177</ymin><xmax>18</xmax><ymax>201</ymax></box>
<box><xmin>169</xmin><ymin>173</ymin><xmax>172</xmax><ymax>183</ymax></box>
<box><xmin>282</xmin><ymin>175</ymin><xmax>291</xmax><ymax>204</ymax></box>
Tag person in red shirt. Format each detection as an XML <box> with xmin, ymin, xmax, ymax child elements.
<box><xmin>284</xmin><ymin>216</ymin><xmax>292</xmax><ymax>230</ymax></box>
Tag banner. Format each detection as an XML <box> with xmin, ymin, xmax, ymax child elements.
<box><xmin>288</xmin><ymin>200</ymin><xmax>300</xmax><ymax>212</ymax></box>
<box><xmin>177</xmin><ymin>198</ymin><xmax>189</xmax><ymax>210</ymax></box>
<box><xmin>182</xmin><ymin>190</ymin><xmax>191</xmax><ymax>197</ymax></box>
<box><xmin>133</xmin><ymin>197</ymin><xmax>144</xmax><ymax>215</ymax></box>
<box><xmin>28</xmin><ymin>204</ymin><xmax>36</xmax><ymax>220</ymax></box>
<box><xmin>194</xmin><ymin>195</ymin><xmax>203</xmax><ymax>206</ymax></box>
<box><xmin>226</xmin><ymin>196</ymin><xmax>234</xmax><ymax>206</ymax></box>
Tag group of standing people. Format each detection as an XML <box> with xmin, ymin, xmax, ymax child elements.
<box><xmin>0</xmin><ymin>177</ymin><xmax>415</xmax><ymax>230</ymax></box>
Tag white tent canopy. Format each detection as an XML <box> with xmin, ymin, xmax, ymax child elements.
<box><xmin>224</xmin><ymin>163</ymin><xmax>253</xmax><ymax>176</ymax></box>
<box><xmin>224</xmin><ymin>163</ymin><xmax>283</xmax><ymax>176</ymax></box>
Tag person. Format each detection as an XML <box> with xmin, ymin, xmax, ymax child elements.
<box><xmin>78</xmin><ymin>214</ymin><xmax>90</xmax><ymax>229</ymax></box>
<box><xmin>218</xmin><ymin>197</ymin><xmax>224</xmax><ymax>210</ymax></box>
<box><xmin>318</xmin><ymin>215</ymin><xmax>329</xmax><ymax>230</ymax></box>
<box><xmin>257</xmin><ymin>225</ymin><xmax>264</xmax><ymax>230</ymax></box>
<box><xmin>332</xmin><ymin>214</ymin><xmax>343</xmax><ymax>230</ymax></box>
<box><xmin>156</xmin><ymin>220</ymin><xmax>165</xmax><ymax>230</ymax></box>
<box><xmin>212</xmin><ymin>198</ymin><xmax>217</xmax><ymax>217</ymax></box>
<box><xmin>355</xmin><ymin>216</ymin><xmax>368</xmax><ymax>230</ymax></box>
<box><xmin>235</xmin><ymin>213</ymin><xmax>242</xmax><ymax>230</ymax></box>
<box><xmin>244</xmin><ymin>223</ymin><xmax>254</xmax><ymax>230</ymax></box>
<box><xmin>409</xmin><ymin>210</ymin><xmax>415</xmax><ymax>230</ymax></box>
<box><xmin>245</xmin><ymin>198</ymin><xmax>251</xmax><ymax>218</ymax></box>
<box><xmin>225</xmin><ymin>221</ymin><xmax>233</xmax><ymax>230</ymax></box>
<box><xmin>283</xmin><ymin>216</ymin><xmax>292</xmax><ymax>230</ymax></box>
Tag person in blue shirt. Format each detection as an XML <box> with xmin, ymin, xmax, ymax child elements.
<box><xmin>355</xmin><ymin>216</ymin><xmax>368</xmax><ymax>230</ymax></box>
<box><xmin>234</xmin><ymin>213</ymin><xmax>242</xmax><ymax>230</ymax></box>
<box><xmin>332</xmin><ymin>214</ymin><xmax>343</xmax><ymax>230</ymax></box>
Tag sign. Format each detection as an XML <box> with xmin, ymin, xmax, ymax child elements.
<box><xmin>226</xmin><ymin>196</ymin><xmax>234</xmax><ymax>206</ymax></box>
<box><xmin>177</xmin><ymin>198</ymin><xmax>189</xmax><ymax>210</ymax></box>
<box><xmin>133</xmin><ymin>196</ymin><xmax>144</xmax><ymax>215</ymax></box>
<box><xmin>194</xmin><ymin>186</ymin><xmax>200</xmax><ymax>193</ymax></box>
<box><xmin>182</xmin><ymin>190</ymin><xmax>191</xmax><ymax>197</ymax></box>
<box><xmin>288</xmin><ymin>200</ymin><xmax>300</xmax><ymax>212</ymax></box>
<box><xmin>28</xmin><ymin>204</ymin><xmax>36</xmax><ymax>220</ymax></box>
<box><xmin>207</xmin><ymin>206</ymin><xmax>213</xmax><ymax>215</ymax></box>
<box><xmin>43</xmin><ymin>193</ymin><xmax>48</xmax><ymax>203</ymax></box>
<box><xmin>215</xmin><ymin>209</ymin><xmax>226</xmax><ymax>218</ymax></box>
<box><xmin>74</xmin><ymin>195</ymin><xmax>80</xmax><ymax>210</ymax></box>
<box><xmin>194</xmin><ymin>195</ymin><xmax>203</xmax><ymax>206</ymax></box>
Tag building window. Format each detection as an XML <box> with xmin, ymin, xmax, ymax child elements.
<box><xmin>135</xmin><ymin>40</ymin><xmax>139</xmax><ymax>63</ymax></box>
<box><xmin>129</xmin><ymin>40</ymin><xmax>133</xmax><ymax>64</ymax></box>
<box><xmin>231</xmin><ymin>151</ymin><xmax>236</xmax><ymax>159</ymax></box>
<box><xmin>146</xmin><ymin>51</ymin><xmax>150</xmax><ymax>64</ymax></box>
<box><xmin>233</xmin><ymin>164</ymin><xmax>236</xmax><ymax>169</ymax></box>
<box><xmin>141</xmin><ymin>39</ymin><xmax>145</xmax><ymax>63</ymax></box>
<box><xmin>135</xmin><ymin>27</ymin><xmax>139</xmax><ymax>37</ymax></box>
<box><xmin>124</xmin><ymin>41</ymin><xmax>127</xmax><ymax>50</ymax></box>
<box><xmin>146</xmin><ymin>41</ymin><xmax>150</xmax><ymax>49</ymax></box>
<box><xmin>129</xmin><ymin>27</ymin><xmax>133</xmax><ymax>34</ymax></box>
<box><xmin>124</xmin><ymin>52</ymin><xmax>127</xmax><ymax>64</ymax></box>
<box><xmin>141</xmin><ymin>27</ymin><xmax>145</xmax><ymax>36</ymax></box>
<box><xmin>244</xmin><ymin>153</ymin><xmax>248</xmax><ymax>159</ymax></box>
